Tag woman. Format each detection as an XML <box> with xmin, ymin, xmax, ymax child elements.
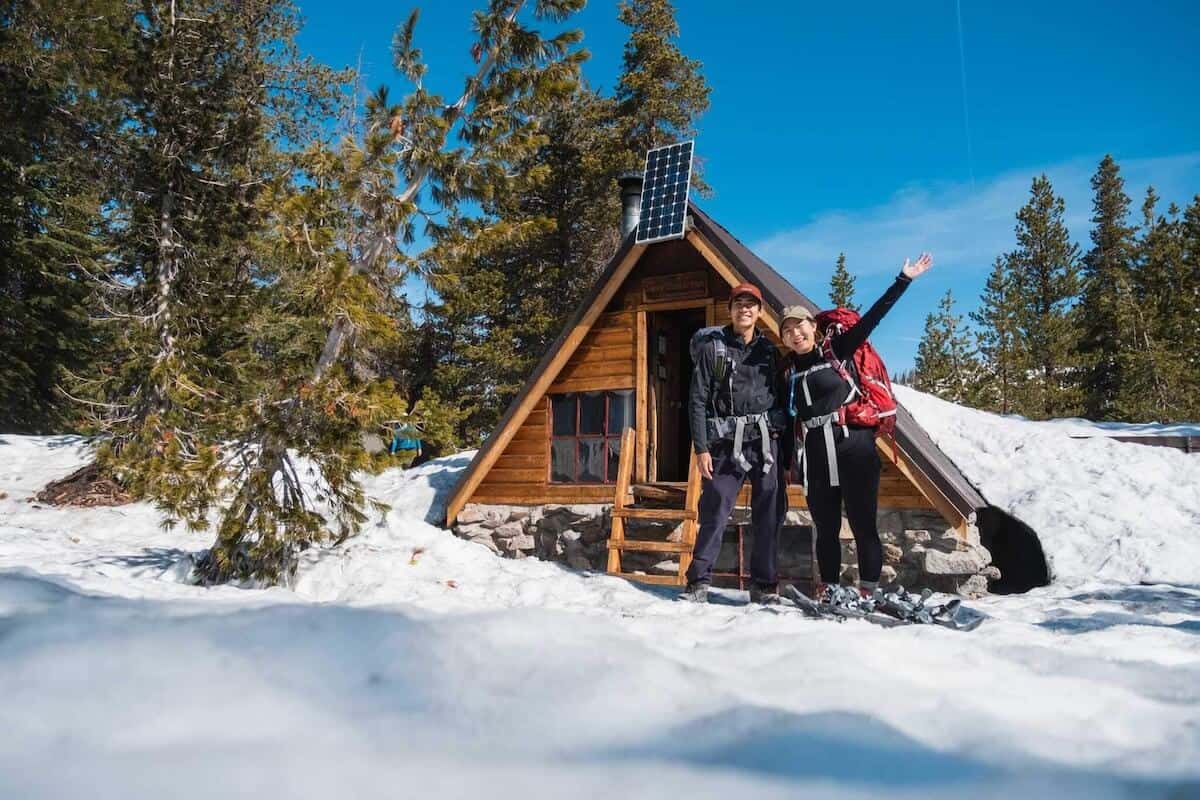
<box><xmin>779</xmin><ymin>253</ymin><xmax>933</xmax><ymax>601</ymax></box>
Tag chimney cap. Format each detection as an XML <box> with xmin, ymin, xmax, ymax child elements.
<box><xmin>617</xmin><ymin>171</ymin><xmax>644</xmax><ymax>190</ymax></box>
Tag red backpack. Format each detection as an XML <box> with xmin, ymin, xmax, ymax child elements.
<box><xmin>814</xmin><ymin>308</ymin><xmax>899</xmax><ymax>437</ymax></box>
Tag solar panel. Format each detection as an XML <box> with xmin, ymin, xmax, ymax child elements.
<box><xmin>635</xmin><ymin>140</ymin><xmax>694</xmax><ymax>245</ymax></box>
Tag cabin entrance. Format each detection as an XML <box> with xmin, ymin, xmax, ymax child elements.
<box><xmin>647</xmin><ymin>306</ymin><xmax>708</xmax><ymax>481</ymax></box>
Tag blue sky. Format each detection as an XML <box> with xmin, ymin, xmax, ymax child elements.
<box><xmin>295</xmin><ymin>0</ymin><xmax>1200</xmax><ymax>370</ymax></box>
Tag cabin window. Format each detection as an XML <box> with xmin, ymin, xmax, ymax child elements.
<box><xmin>549</xmin><ymin>390</ymin><xmax>634</xmax><ymax>483</ymax></box>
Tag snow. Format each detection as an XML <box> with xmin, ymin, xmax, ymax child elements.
<box><xmin>896</xmin><ymin>386</ymin><xmax>1200</xmax><ymax>587</ymax></box>
<box><xmin>1032</xmin><ymin>418</ymin><xmax>1200</xmax><ymax>438</ymax></box>
<box><xmin>2</xmin><ymin>430</ymin><xmax>1199</xmax><ymax>799</ymax></box>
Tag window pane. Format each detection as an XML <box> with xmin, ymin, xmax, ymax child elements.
<box><xmin>551</xmin><ymin>394</ymin><xmax>576</xmax><ymax>436</ymax></box>
<box><xmin>607</xmin><ymin>436</ymin><xmax>622</xmax><ymax>483</ymax></box>
<box><xmin>579</xmin><ymin>392</ymin><xmax>605</xmax><ymax>435</ymax></box>
<box><xmin>551</xmin><ymin>439</ymin><xmax>576</xmax><ymax>482</ymax></box>
<box><xmin>578</xmin><ymin>438</ymin><xmax>605</xmax><ymax>482</ymax></box>
<box><xmin>607</xmin><ymin>390</ymin><xmax>634</xmax><ymax>434</ymax></box>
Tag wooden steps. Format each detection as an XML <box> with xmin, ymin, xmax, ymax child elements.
<box><xmin>611</xmin><ymin>507</ymin><xmax>696</xmax><ymax>521</ymax></box>
<box><xmin>630</xmin><ymin>483</ymin><xmax>687</xmax><ymax>505</ymax></box>
<box><xmin>607</xmin><ymin>427</ymin><xmax>701</xmax><ymax>586</ymax></box>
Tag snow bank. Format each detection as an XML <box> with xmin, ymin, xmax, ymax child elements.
<box><xmin>3</xmin><ymin>567</ymin><xmax>1199</xmax><ymax>800</ymax></box>
<box><xmin>2</xmin><ymin>433</ymin><xmax>1200</xmax><ymax>798</ymax></box>
<box><xmin>1034</xmin><ymin>418</ymin><xmax>1200</xmax><ymax>437</ymax></box>
<box><xmin>896</xmin><ymin>386</ymin><xmax>1200</xmax><ymax>586</ymax></box>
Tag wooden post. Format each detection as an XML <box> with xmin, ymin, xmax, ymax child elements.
<box><xmin>677</xmin><ymin>449</ymin><xmax>702</xmax><ymax>583</ymax></box>
<box><xmin>635</xmin><ymin>311</ymin><xmax>648</xmax><ymax>483</ymax></box>
<box><xmin>607</xmin><ymin>426</ymin><xmax>637</xmax><ymax>574</ymax></box>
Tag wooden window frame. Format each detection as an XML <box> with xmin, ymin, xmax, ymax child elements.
<box><xmin>547</xmin><ymin>391</ymin><xmax>633</xmax><ymax>484</ymax></box>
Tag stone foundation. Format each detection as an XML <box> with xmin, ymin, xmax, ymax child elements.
<box><xmin>452</xmin><ymin>503</ymin><xmax>996</xmax><ymax>597</ymax></box>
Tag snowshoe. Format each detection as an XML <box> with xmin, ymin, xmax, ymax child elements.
<box><xmin>872</xmin><ymin>585</ymin><xmax>985</xmax><ymax>632</ymax></box>
<box><xmin>779</xmin><ymin>584</ymin><xmax>911</xmax><ymax>628</ymax></box>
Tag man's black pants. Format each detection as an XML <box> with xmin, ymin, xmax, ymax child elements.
<box><xmin>686</xmin><ymin>437</ymin><xmax>784</xmax><ymax>587</ymax></box>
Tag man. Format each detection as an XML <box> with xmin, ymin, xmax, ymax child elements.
<box><xmin>681</xmin><ymin>283</ymin><xmax>788</xmax><ymax>603</ymax></box>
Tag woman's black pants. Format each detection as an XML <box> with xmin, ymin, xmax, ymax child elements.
<box><xmin>802</xmin><ymin>425</ymin><xmax>883</xmax><ymax>584</ymax></box>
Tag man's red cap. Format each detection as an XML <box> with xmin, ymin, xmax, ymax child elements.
<box><xmin>728</xmin><ymin>282</ymin><xmax>763</xmax><ymax>306</ymax></box>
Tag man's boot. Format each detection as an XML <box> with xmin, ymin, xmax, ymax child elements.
<box><xmin>678</xmin><ymin>580</ymin><xmax>710</xmax><ymax>603</ymax></box>
<box><xmin>748</xmin><ymin>582</ymin><xmax>781</xmax><ymax>605</ymax></box>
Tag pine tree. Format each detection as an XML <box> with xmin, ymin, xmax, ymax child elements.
<box><xmin>614</xmin><ymin>0</ymin><xmax>711</xmax><ymax>183</ymax></box>
<box><xmin>1119</xmin><ymin>189</ymin><xmax>1193</xmax><ymax>420</ymax></box>
<box><xmin>913</xmin><ymin>290</ymin><xmax>980</xmax><ymax>405</ymax></box>
<box><xmin>1077</xmin><ymin>155</ymin><xmax>1138</xmax><ymax>420</ymax></box>
<box><xmin>52</xmin><ymin>0</ymin><xmax>336</xmax><ymax>531</ymax></box>
<box><xmin>419</xmin><ymin>0</ymin><xmax>711</xmax><ymax>448</ymax></box>
<box><xmin>421</xmin><ymin>85</ymin><xmax>610</xmax><ymax>446</ymax></box>
<box><xmin>1179</xmin><ymin>195</ymin><xmax>1200</xmax><ymax>414</ymax></box>
<box><xmin>1008</xmin><ymin>175</ymin><xmax>1081</xmax><ymax>417</ymax></box>
<box><xmin>970</xmin><ymin>256</ymin><xmax>1025</xmax><ymax>414</ymax></box>
<box><xmin>0</xmin><ymin>1</ymin><xmax>124</xmax><ymax>432</ymax></box>
<box><xmin>196</xmin><ymin>0</ymin><xmax>588</xmax><ymax>583</ymax></box>
<box><xmin>828</xmin><ymin>252</ymin><xmax>858</xmax><ymax>311</ymax></box>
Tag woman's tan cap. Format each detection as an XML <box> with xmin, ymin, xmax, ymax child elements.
<box><xmin>780</xmin><ymin>305</ymin><xmax>814</xmax><ymax>325</ymax></box>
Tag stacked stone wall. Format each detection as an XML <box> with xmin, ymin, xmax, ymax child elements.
<box><xmin>452</xmin><ymin>503</ymin><xmax>996</xmax><ymax>597</ymax></box>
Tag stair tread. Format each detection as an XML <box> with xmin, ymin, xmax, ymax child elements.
<box><xmin>607</xmin><ymin>539</ymin><xmax>690</xmax><ymax>553</ymax></box>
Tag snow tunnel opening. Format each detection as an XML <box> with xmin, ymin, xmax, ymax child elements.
<box><xmin>977</xmin><ymin>506</ymin><xmax>1050</xmax><ymax>594</ymax></box>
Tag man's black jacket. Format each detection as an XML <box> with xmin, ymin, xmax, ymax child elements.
<box><xmin>688</xmin><ymin>325</ymin><xmax>786</xmax><ymax>455</ymax></box>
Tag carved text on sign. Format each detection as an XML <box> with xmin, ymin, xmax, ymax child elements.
<box><xmin>642</xmin><ymin>272</ymin><xmax>707</xmax><ymax>303</ymax></box>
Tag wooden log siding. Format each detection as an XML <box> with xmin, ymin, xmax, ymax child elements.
<box><xmin>473</xmin><ymin>313</ymin><xmax>637</xmax><ymax>504</ymax></box>
<box><xmin>549</xmin><ymin>311</ymin><xmax>635</xmax><ymax>393</ymax></box>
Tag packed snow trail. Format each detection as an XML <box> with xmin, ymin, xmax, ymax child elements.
<box><xmin>1</xmin><ymin>422</ymin><xmax>1199</xmax><ymax>799</ymax></box>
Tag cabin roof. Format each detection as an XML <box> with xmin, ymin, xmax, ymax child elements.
<box><xmin>444</xmin><ymin>202</ymin><xmax>988</xmax><ymax>525</ymax></box>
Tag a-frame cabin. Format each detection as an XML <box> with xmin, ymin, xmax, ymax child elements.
<box><xmin>445</xmin><ymin>202</ymin><xmax>992</xmax><ymax>592</ymax></box>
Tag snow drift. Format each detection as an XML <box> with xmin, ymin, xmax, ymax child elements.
<box><xmin>896</xmin><ymin>386</ymin><xmax>1200</xmax><ymax>586</ymax></box>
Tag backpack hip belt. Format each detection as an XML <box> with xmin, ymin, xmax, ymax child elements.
<box><xmin>796</xmin><ymin>411</ymin><xmax>842</xmax><ymax>494</ymax></box>
<box><xmin>707</xmin><ymin>412</ymin><xmax>774</xmax><ymax>475</ymax></box>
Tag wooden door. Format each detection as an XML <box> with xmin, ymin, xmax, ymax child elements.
<box><xmin>649</xmin><ymin>308</ymin><xmax>706</xmax><ymax>482</ymax></box>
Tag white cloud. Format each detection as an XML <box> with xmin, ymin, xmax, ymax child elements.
<box><xmin>753</xmin><ymin>152</ymin><xmax>1200</xmax><ymax>282</ymax></box>
<box><xmin>752</xmin><ymin>152</ymin><xmax>1200</xmax><ymax>372</ymax></box>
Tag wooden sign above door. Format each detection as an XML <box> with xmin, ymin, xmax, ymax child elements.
<box><xmin>641</xmin><ymin>272</ymin><xmax>708</xmax><ymax>304</ymax></box>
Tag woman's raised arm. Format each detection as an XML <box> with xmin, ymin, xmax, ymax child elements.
<box><xmin>832</xmin><ymin>253</ymin><xmax>933</xmax><ymax>360</ymax></box>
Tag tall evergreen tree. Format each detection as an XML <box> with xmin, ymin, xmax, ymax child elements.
<box><xmin>970</xmin><ymin>256</ymin><xmax>1025</xmax><ymax>414</ymax></box>
<box><xmin>1077</xmin><ymin>155</ymin><xmax>1138</xmax><ymax>420</ymax></box>
<box><xmin>1180</xmin><ymin>195</ymin><xmax>1200</xmax><ymax>413</ymax></box>
<box><xmin>197</xmin><ymin>0</ymin><xmax>588</xmax><ymax>583</ymax></box>
<box><xmin>614</xmin><ymin>0</ymin><xmax>711</xmax><ymax>183</ymax></box>
<box><xmin>828</xmin><ymin>252</ymin><xmax>858</xmax><ymax>311</ymax></box>
<box><xmin>1119</xmin><ymin>189</ymin><xmax>1193</xmax><ymax>420</ymax></box>
<box><xmin>419</xmin><ymin>0</ymin><xmax>711</xmax><ymax>448</ymax></box>
<box><xmin>913</xmin><ymin>290</ymin><xmax>980</xmax><ymax>405</ymax></box>
<box><xmin>422</xmin><ymin>85</ymin><xmax>611</xmax><ymax>446</ymax></box>
<box><xmin>1008</xmin><ymin>174</ymin><xmax>1081</xmax><ymax>417</ymax></box>
<box><xmin>0</xmin><ymin>1</ymin><xmax>124</xmax><ymax>432</ymax></box>
<box><xmin>54</xmin><ymin>0</ymin><xmax>333</xmax><ymax>528</ymax></box>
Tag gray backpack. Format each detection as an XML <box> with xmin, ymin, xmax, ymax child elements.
<box><xmin>689</xmin><ymin>326</ymin><xmax>734</xmax><ymax>402</ymax></box>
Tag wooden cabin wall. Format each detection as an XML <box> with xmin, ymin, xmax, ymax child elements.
<box><xmin>472</xmin><ymin>311</ymin><xmax>634</xmax><ymax>505</ymax></box>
